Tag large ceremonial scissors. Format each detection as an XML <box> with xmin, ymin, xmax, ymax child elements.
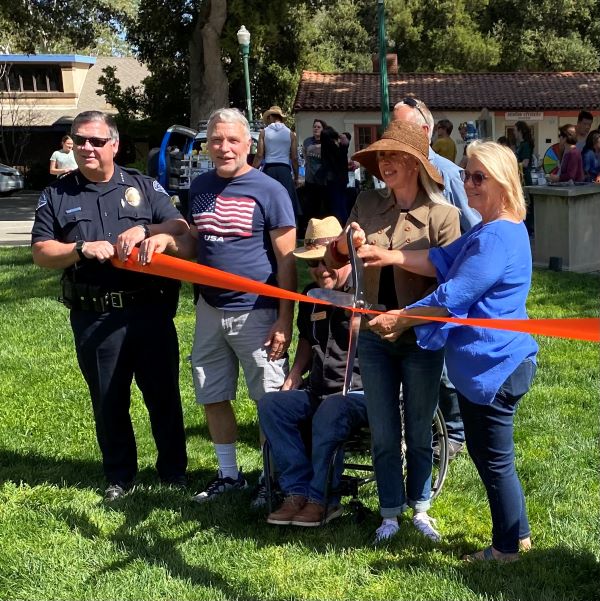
<box><xmin>308</xmin><ymin>228</ymin><xmax>382</xmax><ymax>395</ymax></box>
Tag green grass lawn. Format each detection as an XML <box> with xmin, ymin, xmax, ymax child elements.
<box><xmin>1</xmin><ymin>246</ymin><xmax>599</xmax><ymax>601</ymax></box>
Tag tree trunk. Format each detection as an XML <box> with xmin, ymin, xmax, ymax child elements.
<box><xmin>189</xmin><ymin>0</ymin><xmax>228</xmax><ymax>128</ymax></box>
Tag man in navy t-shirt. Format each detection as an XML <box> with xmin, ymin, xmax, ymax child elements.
<box><xmin>140</xmin><ymin>108</ymin><xmax>297</xmax><ymax>504</ymax></box>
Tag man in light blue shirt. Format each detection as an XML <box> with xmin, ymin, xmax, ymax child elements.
<box><xmin>393</xmin><ymin>97</ymin><xmax>481</xmax><ymax>457</ymax></box>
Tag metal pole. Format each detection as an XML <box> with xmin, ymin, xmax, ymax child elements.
<box><xmin>378</xmin><ymin>0</ymin><xmax>390</xmax><ymax>129</ymax></box>
<box><xmin>240</xmin><ymin>44</ymin><xmax>253</xmax><ymax>123</ymax></box>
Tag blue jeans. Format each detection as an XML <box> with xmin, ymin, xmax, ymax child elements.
<box><xmin>358</xmin><ymin>331</ymin><xmax>444</xmax><ymax>517</ymax></box>
<box><xmin>258</xmin><ymin>389</ymin><xmax>367</xmax><ymax>505</ymax></box>
<box><xmin>458</xmin><ymin>358</ymin><xmax>536</xmax><ymax>554</ymax></box>
<box><xmin>439</xmin><ymin>362</ymin><xmax>465</xmax><ymax>443</ymax></box>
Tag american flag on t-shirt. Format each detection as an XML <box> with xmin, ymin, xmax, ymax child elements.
<box><xmin>192</xmin><ymin>193</ymin><xmax>255</xmax><ymax>237</ymax></box>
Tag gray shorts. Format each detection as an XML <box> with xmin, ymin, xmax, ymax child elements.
<box><xmin>191</xmin><ymin>294</ymin><xmax>288</xmax><ymax>405</ymax></box>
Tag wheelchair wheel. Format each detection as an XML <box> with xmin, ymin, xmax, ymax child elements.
<box><xmin>430</xmin><ymin>406</ymin><xmax>449</xmax><ymax>500</ymax></box>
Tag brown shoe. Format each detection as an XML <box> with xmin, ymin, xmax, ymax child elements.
<box><xmin>266</xmin><ymin>495</ymin><xmax>307</xmax><ymax>525</ymax></box>
<box><xmin>291</xmin><ymin>501</ymin><xmax>343</xmax><ymax>527</ymax></box>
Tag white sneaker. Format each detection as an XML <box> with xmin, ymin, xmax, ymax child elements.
<box><xmin>374</xmin><ymin>519</ymin><xmax>399</xmax><ymax>544</ymax></box>
<box><xmin>412</xmin><ymin>513</ymin><xmax>441</xmax><ymax>542</ymax></box>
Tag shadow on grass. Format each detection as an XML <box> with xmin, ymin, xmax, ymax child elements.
<box><xmin>185</xmin><ymin>421</ymin><xmax>262</xmax><ymax>451</ymax></box>
<box><xmin>369</xmin><ymin>546</ymin><xmax>600</xmax><ymax>601</ymax></box>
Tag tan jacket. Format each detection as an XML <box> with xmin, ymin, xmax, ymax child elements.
<box><xmin>329</xmin><ymin>188</ymin><xmax>460</xmax><ymax>336</ymax></box>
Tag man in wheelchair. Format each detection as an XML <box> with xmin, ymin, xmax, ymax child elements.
<box><xmin>258</xmin><ymin>216</ymin><xmax>367</xmax><ymax>526</ymax></box>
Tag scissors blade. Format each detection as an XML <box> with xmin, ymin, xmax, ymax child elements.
<box><xmin>343</xmin><ymin>310</ymin><xmax>361</xmax><ymax>395</ymax></box>
<box><xmin>343</xmin><ymin>227</ymin><xmax>366</xmax><ymax>395</ymax></box>
<box><xmin>307</xmin><ymin>287</ymin><xmax>354</xmax><ymax>308</ymax></box>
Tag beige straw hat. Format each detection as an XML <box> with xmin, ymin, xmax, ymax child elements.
<box><xmin>293</xmin><ymin>216</ymin><xmax>343</xmax><ymax>260</ymax></box>
<box><xmin>262</xmin><ymin>105</ymin><xmax>287</xmax><ymax>122</ymax></box>
<box><xmin>351</xmin><ymin>120</ymin><xmax>444</xmax><ymax>187</ymax></box>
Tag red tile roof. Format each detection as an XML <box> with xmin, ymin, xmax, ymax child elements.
<box><xmin>294</xmin><ymin>71</ymin><xmax>600</xmax><ymax>112</ymax></box>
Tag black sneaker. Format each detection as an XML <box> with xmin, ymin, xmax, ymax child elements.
<box><xmin>191</xmin><ymin>471</ymin><xmax>248</xmax><ymax>503</ymax></box>
<box><xmin>250</xmin><ymin>476</ymin><xmax>269</xmax><ymax>509</ymax></box>
<box><xmin>103</xmin><ymin>482</ymin><xmax>133</xmax><ymax>502</ymax></box>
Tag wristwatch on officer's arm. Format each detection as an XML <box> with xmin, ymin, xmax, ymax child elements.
<box><xmin>75</xmin><ymin>239</ymin><xmax>86</xmax><ymax>261</ymax></box>
<box><xmin>138</xmin><ymin>223</ymin><xmax>151</xmax><ymax>239</ymax></box>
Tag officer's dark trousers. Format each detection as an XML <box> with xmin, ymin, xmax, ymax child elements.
<box><xmin>70</xmin><ymin>305</ymin><xmax>187</xmax><ymax>485</ymax></box>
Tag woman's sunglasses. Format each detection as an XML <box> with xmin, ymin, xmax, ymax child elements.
<box><xmin>460</xmin><ymin>170</ymin><xmax>489</xmax><ymax>187</ymax></box>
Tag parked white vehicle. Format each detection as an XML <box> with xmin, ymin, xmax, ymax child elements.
<box><xmin>0</xmin><ymin>163</ymin><xmax>25</xmax><ymax>196</ymax></box>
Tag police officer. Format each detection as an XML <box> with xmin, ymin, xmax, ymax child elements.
<box><xmin>31</xmin><ymin>110</ymin><xmax>188</xmax><ymax>502</ymax></box>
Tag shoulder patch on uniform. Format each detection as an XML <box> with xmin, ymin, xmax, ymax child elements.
<box><xmin>36</xmin><ymin>192</ymin><xmax>49</xmax><ymax>211</ymax></box>
<box><xmin>152</xmin><ymin>180</ymin><xmax>169</xmax><ymax>195</ymax></box>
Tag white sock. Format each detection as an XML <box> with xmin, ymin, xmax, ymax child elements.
<box><xmin>214</xmin><ymin>443</ymin><xmax>238</xmax><ymax>480</ymax></box>
<box><xmin>382</xmin><ymin>517</ymin><xmax>398</xmax><ymax>527</ymax></box>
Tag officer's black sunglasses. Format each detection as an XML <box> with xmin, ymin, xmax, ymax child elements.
<box><xmin>72</xmin><ymin>134</ymin><xmax>113</xmax><ymax>148</ymax></box>
<box><xmin>401</xmin><ymin>97</ymin><xmax>428</xmax><ymax>124</ymax></box>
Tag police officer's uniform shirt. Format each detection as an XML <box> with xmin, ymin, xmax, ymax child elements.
<box><xmin>31</xmin><ymin>165</ymin><xmax>181</xmax><ymax>291</ymax></box>
<box><xmin>189</xmin><ymin>168</ymin><xmax>295</xmax><ymax>311</ymax></box>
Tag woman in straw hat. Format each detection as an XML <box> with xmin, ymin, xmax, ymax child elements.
<box><xmin>347</xmin><ymin>141</ymin><xmax>537</xmax><ymax>561</ymax></box>
<box><xmin>326</xmin><ymin>120</ymin><xmax>461</xmax><ymax>544</ymax></box>
<box><xmin>253</xmin><ymin>105</ymin><xmax>300</xmax><ymax>217</ymax></box>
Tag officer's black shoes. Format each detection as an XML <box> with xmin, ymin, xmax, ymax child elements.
<box><xmin>103</xmin><ymin>482</ymin><xmax>133</xmax><ymax>502</ymax></box>
<box><xmin>160</xmin><ymin>474</ymin><xmax>188</xmax><ymax>489</ymax></box>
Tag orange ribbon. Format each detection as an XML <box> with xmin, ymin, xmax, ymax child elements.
<box><xmin>111</xmin><ymin>249</ymin><xmax>599</xmax><ymax>343</ymax></box>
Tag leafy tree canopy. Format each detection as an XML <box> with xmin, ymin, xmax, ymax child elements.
<box><xmin>0</xmin><ymin>0</ymin><xmax>134</xmax><ymax>55</ymax></box>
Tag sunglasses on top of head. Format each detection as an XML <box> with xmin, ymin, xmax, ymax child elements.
<box><xmin>460</xmin><ymin>170</ymin><xmax>489</xmax><ymax>187</ymax></box>
<box><xmin>72</xmin><ymin>134</ymin><xmax>113</xmax><ymax>148</ymax></box>
<box><xmin>401</xmin><ymin>97</ymin><xmax>428</xmax><ymax>124</ymax></box>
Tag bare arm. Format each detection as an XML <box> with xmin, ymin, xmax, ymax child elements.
<box><xmin>32</xmin><ymin>238</ymin><xmax>116</xmax><ymax>269</ymax></box>
<box><xmin>290</xmin><ymin>131</ymin><xmax>299</xmax><ymax>182</ymax></box>
<box><xmin>252</xmin><ymin>130</ymin><xmax>265</xmax><ymax>168</ymax></box>
<box><xmin>281</xmin><ymin>337</ymin><xmax>312</xmax><ymax>390</ymax></box>
<box><xmin>264</xmin><ymin>226</ymin><xmax>297</xmax><ymax>360</ymax></box>
<box><xmin>138</xmin><ymin>223</ymin><xmax>198</xmax><ymax>265</ymax></box>
<box><xmin>49</xmin><ymin>160</ymin><xmax>70</xmax><ymax>176</ymax></box>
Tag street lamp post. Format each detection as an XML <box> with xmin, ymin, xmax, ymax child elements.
<box><xmin>236</xmin><ymin>25</ymin><xmax>253</xmax><ymax>123</ymax></box>
<box><xmin>377</xmin><ymin>0</ymin><xmax>390</xmax><ymax>129</ymax></box>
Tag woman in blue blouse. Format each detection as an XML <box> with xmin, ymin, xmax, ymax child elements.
<box><xmin>352</xmin><ymin>141</ymin><xmax>538</xmax><ymax>562</ymax></box>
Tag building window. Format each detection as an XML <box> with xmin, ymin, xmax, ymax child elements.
<box><xmin>0</xmin><ymin>65</ymin><xmax>63</xmax><ymax>93</ymax></box>
<box><xmin>354</xmin><ymin>125</ymin><xmax>378</xmax><ymax>150</ymax></box>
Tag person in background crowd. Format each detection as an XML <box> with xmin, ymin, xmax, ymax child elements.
<box><xmin>458</xmin><ymin>122</ymin><xmax>469</xmax><ymax>168</ymax></box>
<box><xmin>137</xmin><ymin>108</ymin><xmax>297</xmax><ymax>507</ymax></box>
<box><xmin>393</xmin><ymin>98</ymin><xmax>481</xmax><ymax>462</ymax></box>
<box><xmin>548</xmin><ymin>124</ymin><xmax>584</xmax><ymax>183</ymax></box>
<box><xmin>575</xmin><ymin>110</ymin><xmax>594</xmax><ymax>151</ymax></box>
<box><xmin>49</xmin><ymin>135</ymin><xmax>78</xmax><ymax>176</ymax></box>
<box><xmin>259</xmin><ymin>216</ymin><xmax>368</xmax><ymax>527</ymax></box>
<box><xmin>514</xmin><ymin>121</ymin><xmax>534</xmax><ymax>186</ymax></box>
<box><xmin>326</xmin><ymin>120</ymin><xmax>461</xmax><ymax>544</ymax></box>
<box><xmin>302</xmin><ymin>118</ymin><xmax>329</xmax><ymax>221</ymax></box>
<box><xmin>253</xmin><ymin>105</ymin><xmax>300</xmax><ymax>217</ymax></box>
<box><xmin>32</xmin><ymin>111</ymin><xmax>188</xmax><ymax>502</ymax></box>
<box><xmin>582</xmin><ymin>129</ymin><xmax>600</xmax><ymax>183</ymax></box>
<box><xmin>432</xmin><ymin>119</ymin><xmax>457</xmax><ymax>163</ymax></box>
<box><xmin>357</xmin><ymin>140</ymin><xmax>537</xmax><ymax>562</ymax></box>
<box><xmin>320</xmin><ymin>125</ymin><xmax>351</xmax><ymax>225</ymax></box>
<box><xmin>497</xmin><ymin>136</ymin><xmax>511</xmax><ymax>148</ymax></box>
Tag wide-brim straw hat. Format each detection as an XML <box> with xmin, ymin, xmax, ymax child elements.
<box><xmin>293</xmin><ymin>216</ymin><xmax>343</xmax><ymax>260</ymax></box>
<box><xmin>262</xmin><ymin>105</ymin><xmax>287</xmax><ymax>122</ymax></box>
<box><xmin>351</xmin><ymin>120</ymin><xmax>444</xmax><ymax>187</ymax></box>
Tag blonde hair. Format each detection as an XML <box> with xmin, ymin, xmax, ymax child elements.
<box><xmin>466</xmin><ymin>141</ymin><xmax>527</xmax><ymax>220</ymax></box>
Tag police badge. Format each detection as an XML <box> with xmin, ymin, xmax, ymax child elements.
<box><xmin>124</xmin><ymin>187</ymin><xmax>142</xmax><ymax>207</ymax></box>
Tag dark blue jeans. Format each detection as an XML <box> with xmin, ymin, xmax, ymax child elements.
<box><xmin>439</xmin><ymin>362</ymin><xmax>465</xmax><ymax>443</ymax></box>
<box><xmin>358</xmin><ymin>331</ymin><xmax>444</xmax><ymax>517</ymax></box>
<box><xmin>258</xmin><ymin>390</ymin><xmax>367</xmax><ymax>505</ymax></box>
<box><xmin>458</xmin><ymin>358</ymin><xmax>536</xmax><ymax>554</ymax></box>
